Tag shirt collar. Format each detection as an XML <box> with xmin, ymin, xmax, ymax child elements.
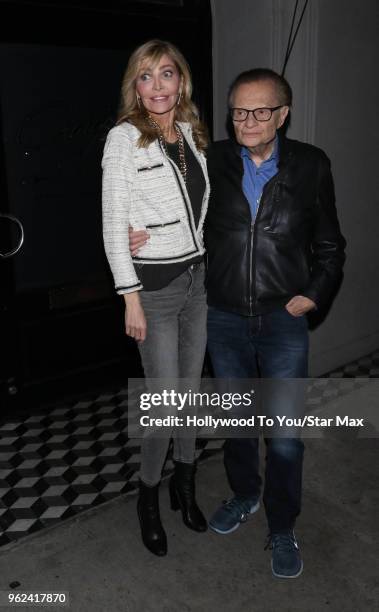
<box><xmin>241</xmin><ymin>134</ymin><xmax>279</xmax><ymax>164</ymax></box>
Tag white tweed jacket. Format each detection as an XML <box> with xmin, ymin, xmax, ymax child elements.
<box><xmin>102</xmin><ymin>121</ymin><xmax>210</xmax><ymax>294</ymax></box>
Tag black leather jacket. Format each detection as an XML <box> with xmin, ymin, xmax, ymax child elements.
<box><xmin>205</xmin><ymin>135</ymin><xmax>346</xmax><ymax>316</ymax></box>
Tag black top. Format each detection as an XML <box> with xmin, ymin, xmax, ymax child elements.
<box><xmin>134</xmin><ymin>138</ymin><xmax>205</xmax><ymax>291</ymax></box>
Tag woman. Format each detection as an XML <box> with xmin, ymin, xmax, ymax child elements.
<box><xmin>102</xmin><ymin>40</ymin><xmax>210</xmax><ymax>556</ymax></box>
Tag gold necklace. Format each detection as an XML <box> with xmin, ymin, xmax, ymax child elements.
<box><xmin>147</xmin><ymin>116</ymin><xmax>187</xmax><ymax>183</ymax></box>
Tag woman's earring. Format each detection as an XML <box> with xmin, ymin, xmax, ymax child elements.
<box><xmin>136</xmin><ymin>95</ymin><xmax>142</xmax><ymax>108</ymax></box>
<box><xmin>177</xmin><ymin>91</ymin><xmax>182</xmax><ymax>106</ymax></box>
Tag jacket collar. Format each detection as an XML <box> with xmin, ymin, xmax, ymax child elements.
<box><xmin>176</xmin><ymin>121</ymin><xmax>192</xmax><ymax>135</ymax></box>
<box><xmin>277</xmin><ymin>131</ymin><xmax>294</xmax><ymax>168</ymax></box>
<box><xmin>230</xmin><ymin>130</ymin><xmax>294</xmax><ymax>168</ymax></box>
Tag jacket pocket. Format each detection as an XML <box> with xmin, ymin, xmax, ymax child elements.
<box><xmin>145</xmin><ymin>219</ymin><xmax>181</xmax><ymax>229</ymax></box>
<box><xmin>134</xmin><ymin>219</ymin><xmax>195</xmax><ymax>260</ymax></box>
<box><xmin>137</xmin><ymin>163</ymin><xmax>164</xmax><ymax>172</ymax></box>
<box><xmin>264</xmin><ymin>182</ymin><xmax>283</xmax><ymax>231</ymax></box>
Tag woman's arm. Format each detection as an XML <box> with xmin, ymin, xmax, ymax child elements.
<box><xmin>102</xmin><ymin>127</ymin><xmax>143</xmax><ymax>294</ymax></box>
<box><xmin>102</xmin><ymin>127</ymin><xmax>147</xmax><ymax>341</ymax></box>
<box><xmin>124</xmin><ymin>291</ymin><xmax>147</xmax><ymax>342</ymax></box>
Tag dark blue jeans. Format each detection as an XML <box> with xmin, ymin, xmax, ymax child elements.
<box><xmin>207</xmin><ymin>306</ymin><xmax>308</xmax><ymax>532</ymax></box>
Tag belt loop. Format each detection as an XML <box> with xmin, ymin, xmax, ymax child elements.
<box><xmin>187</xmin><ymin>266</ymin><xmax>194</xmax><ymax>294</ymax></box>
<box><xmin>189</xmin><ymin>261</ymin><xmax>202</xmax><ymax>271</ymax></box>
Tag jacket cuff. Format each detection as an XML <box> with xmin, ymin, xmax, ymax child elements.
<box><xmin>116</xmin><ymin>282</ymin><xmax>143</xmax><ymax>295</ymax></box>
<box><xmin>301</xmin><ymin>289</ymin><xmax>320</xmax><ymax>310</ymax></box>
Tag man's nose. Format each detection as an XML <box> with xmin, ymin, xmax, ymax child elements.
<box><xmin>245</xmin><ymin>111</ymin><xmax>258</xmax><ymax>127</ymax></box>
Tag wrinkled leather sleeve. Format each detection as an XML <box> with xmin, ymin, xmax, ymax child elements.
<box><xmin>302</xmin><ymin>153</ymin><xmax>346</xmax><ymax>308</ymax></box>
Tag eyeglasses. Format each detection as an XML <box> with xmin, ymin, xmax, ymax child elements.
<box><xmin>230</xmin><ymin>106</ymin><xmax>283</xmax><ymax>122</ymax></box>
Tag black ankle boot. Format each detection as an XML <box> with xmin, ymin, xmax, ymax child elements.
<box><xmin>169</xmin><ymin>461</ymin><xmax>207</xmax><ymax>532</ymax></box>
<box><xmin>137</xmin><ymin>480</ymin><xmax>167</xmax><ymax>556</ymax></box>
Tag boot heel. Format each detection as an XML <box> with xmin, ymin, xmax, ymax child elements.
<box><xmin>171</xmin><ymin>461</ymin><xmax>208</xmax><ymax>532</ymax></box>
<box><xmin>169</xmin><ymin>477</ymin><xmax>180</xmax><ymax>511</ymax></box>
<box><xmin>137</xmin><ymin>479</ymin><xmax>167</xmax><ymax>556</ymax></box>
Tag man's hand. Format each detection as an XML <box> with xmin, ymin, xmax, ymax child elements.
<box><xmin>285</xmin><ymin>295</ymin><xmax>316</xmax><ymax>317</ymax></box>
<box><xmin>124</xmin><ymin>292</ymin><xmax>147</xmax><ymax>342</ymax></box>
<box><xmin>129</xmin><ymin>226</ymin><xmax>149</xmax><ymax>256</ymax></box>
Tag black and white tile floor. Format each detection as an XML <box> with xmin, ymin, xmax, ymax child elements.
<box><xmin>1</xmin><ymin>349</ymin><xmax>378</xmax><ymax>548</ymax></box>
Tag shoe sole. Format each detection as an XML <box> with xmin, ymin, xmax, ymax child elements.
<box><xmin>209</xmin><ymin>501</ymin><xmax>260</xmax><ymax>535</ymax></box>
<box><xmin>271</xmin><ymin>560</ymin><xmax>303</xmax><ymax>579</ymax></box>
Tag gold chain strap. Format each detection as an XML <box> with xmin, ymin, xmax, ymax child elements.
<box><xmin>147</xmin><ymin>116</ymin><xmax>187</xmax><ymax>183</ymax></box>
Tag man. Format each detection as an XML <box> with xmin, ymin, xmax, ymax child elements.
<box><xmin>205</xmin><ymin>68</ymin><xmax>345</xmax><ymax>578</ymax></box>
<box><xmin>128</xmin><ymin>68</ymin><xmax>346</xmax><ymax>578</ymax></box>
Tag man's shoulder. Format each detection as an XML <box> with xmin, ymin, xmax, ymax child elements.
<box><xmin>284</xmin><ymin>137</ymin><xmax>329</xmax><ymax>163</ymax></box>
<box><xmin>206</xmin><ymin>136</ymin><xmax>330</xmax><ymax>168</ymax></box>
<box><xmin>207</xmin><ymin>138</ymin><xmax>236</xmax><ymax>163</ymax></box>
<box><xmin>208</xmin><ymin>138</ymin><xmax>234</xmax><ymax>151</ymax></box>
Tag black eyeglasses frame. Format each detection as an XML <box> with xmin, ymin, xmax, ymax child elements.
<box><xmin>230</xmin><ymin>105</ymin><xmax>283</xmax><ymax>122</ymax></box>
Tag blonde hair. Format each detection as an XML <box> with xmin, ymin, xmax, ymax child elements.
<box><xmin>117</xmin><ymin>39</ymin><xmax>208</xmax><ymax>152</ymax></box>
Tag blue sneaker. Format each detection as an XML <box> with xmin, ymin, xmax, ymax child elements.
<box><xmin>209</xmin><ymin>496</ymin><xmax>260</xmax><ymax>534</ymax></box>
<box><xmin>265</xmin><ymin>530</ymin><xmax>303</xmax><ymax>578</ymax></box>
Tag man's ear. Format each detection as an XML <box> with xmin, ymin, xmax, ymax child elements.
<box><xmin>278</xmin><ymin>105</ymin><xmax>290</xmax><ymax>128</ymax></box>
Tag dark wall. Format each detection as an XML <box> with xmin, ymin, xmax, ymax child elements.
<box><xmin>0</xmin><ymin>0</ymin><xmax>213</xmax><ymax>410</ymax></box>
<box><xmin>1</xmin><ymin>44</ymin><xmax>123</xmax><ymax>292</ymax></box>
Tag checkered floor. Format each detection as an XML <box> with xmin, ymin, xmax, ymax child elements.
<box><xmin>1</xmin><ymin>349</ymin><xmax>378</xmax><ymax>548</ymax></box>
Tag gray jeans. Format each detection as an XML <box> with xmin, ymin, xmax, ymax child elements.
<box><xmin>137</xmin><ymin>262</ymin><xmax>207</xmax><ymax>486</ymax></box>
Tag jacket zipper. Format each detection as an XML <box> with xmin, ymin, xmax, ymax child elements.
<box><xmin>248</xmin><ymin>168</ymin><xmax>286</xmax><ymax>313</ymax></box>
<box><xmin>249</xmin><ymin>195</ymin><xmax>262</xmax><ymax>315</ymax></box>
<box><xmin>249</xmin><ymin>220</ymin><xmax>254</xmax><ymax>315</ymax></box>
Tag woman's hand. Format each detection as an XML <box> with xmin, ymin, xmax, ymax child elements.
<box><xmin>129</xmin><ymin>226</ymin><xmax>149</xmax><ymax>256</ymax></box>
<box><xmin>124</xmin><ymin>292</ymin><xmax>147</xmax><ymax>342</ymax></box>
<box><xmin>285</xmin><ymin>295</ymin><xmax>316</xmax><ymax>316</ymax></box>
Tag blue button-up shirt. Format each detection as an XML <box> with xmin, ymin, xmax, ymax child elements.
<box><xmin>241</xmin><ymin>136</ymin><xmax>279</xmax><ymax>220</ymax></box>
